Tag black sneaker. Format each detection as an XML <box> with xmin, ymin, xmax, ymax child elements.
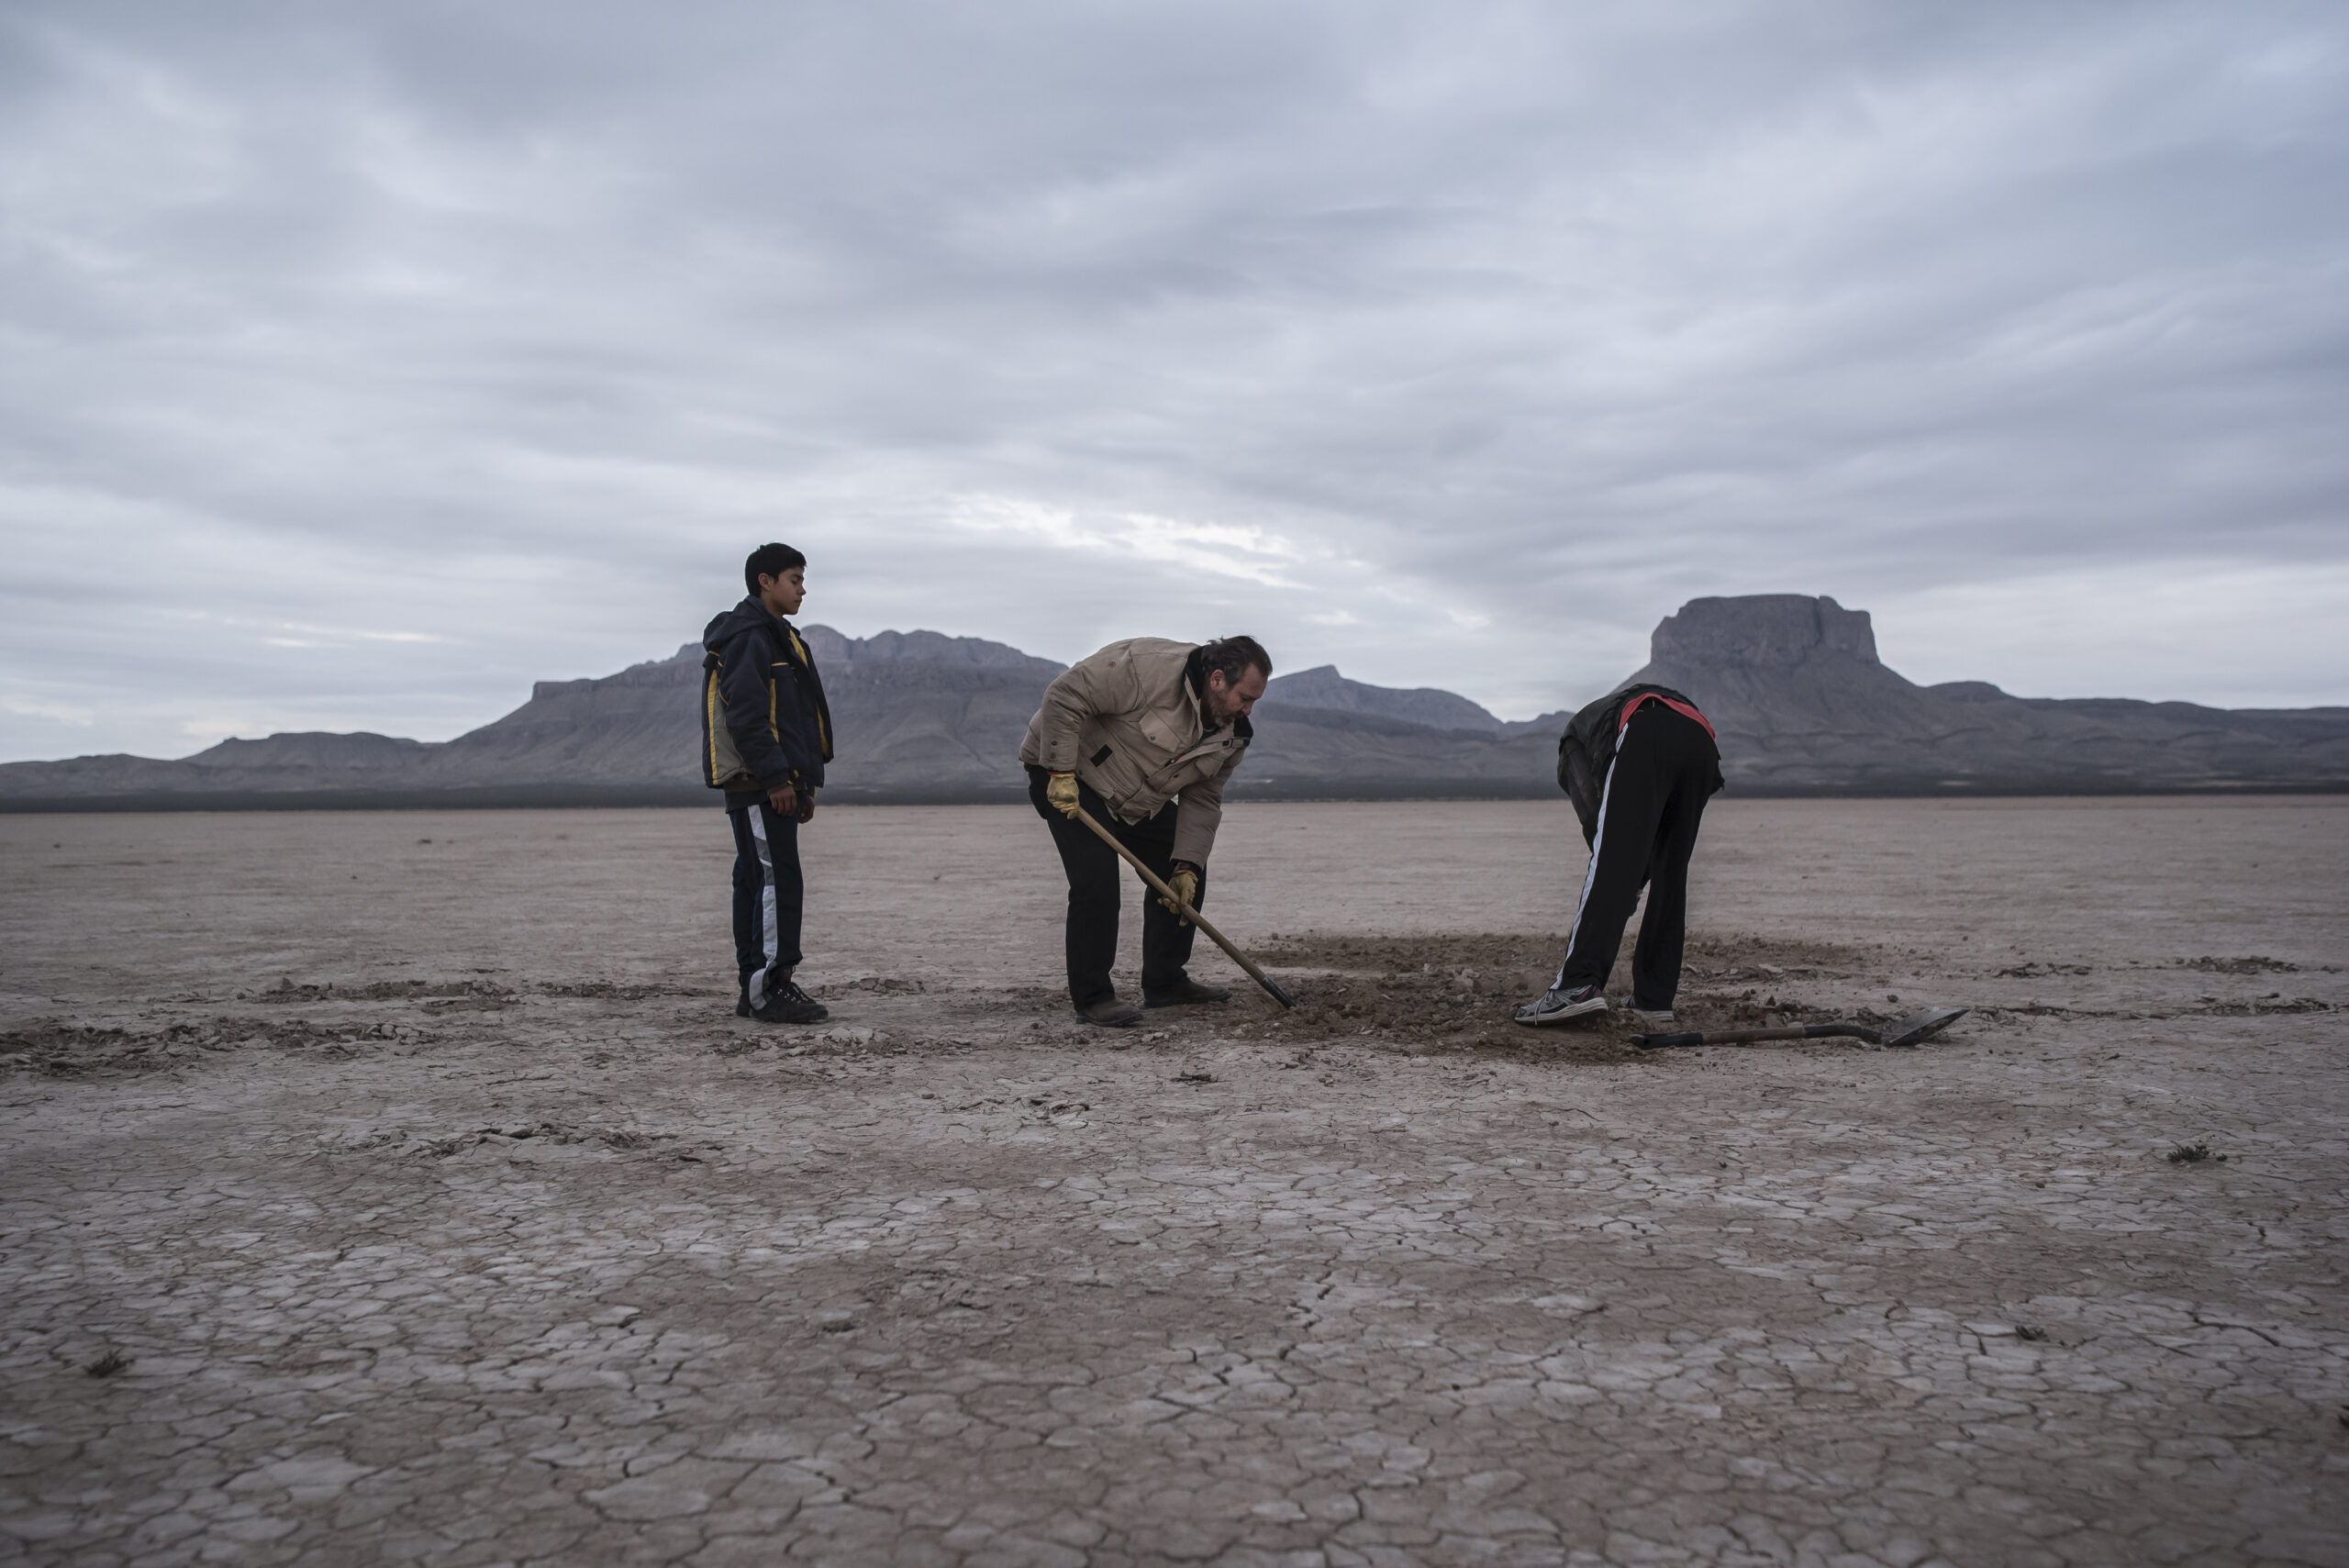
<box><xmin>746</xmin><ymin>979</ymin><xmax>828</xmax><ymax>1025</ymax></box>
<box><xmin>1513</xmin><ymin>984</ymin><xmax>1609</xmax><ymax>1028</ymax></box>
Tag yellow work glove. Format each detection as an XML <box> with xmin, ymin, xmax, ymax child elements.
<box><xmin>1045</xmin><ymin>771</ymin><xmax>1081</xmax><ymax>817</ymax></box>
<box><xmin>1157</xmin><ymin>867</ymin><xmax>1199</xmax><ymax>926</ymax></box>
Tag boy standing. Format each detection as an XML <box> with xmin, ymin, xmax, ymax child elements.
<box><xmin>702</xmin><ymin>543</ymin><xmax>834</xmax><ymax>1025</ymax></box>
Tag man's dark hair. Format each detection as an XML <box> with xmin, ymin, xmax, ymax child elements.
<box><xmin>744</xmin><ymin>542</ymin><xmax>807</xmax><ymax>596</ymax></box>
<box><xmin>1198</xmin><ymin>635</ymin><xmax>1272</xmax><ymax>685</ymax></box>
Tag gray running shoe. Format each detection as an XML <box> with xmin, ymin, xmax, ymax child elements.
<box><xmin>1631</xmin><ymin>1007</ymin><xmax>1675</xmax><ymax>1029</ymax></box>
<box><xmin>1513</xmin><ymin>984</ymin><xmax>1609</xmax><ymax>1028</ymax></box>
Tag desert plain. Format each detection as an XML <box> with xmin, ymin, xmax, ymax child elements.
<box><xmin>2</xmin><ymin>795</ymin><xmax>2344</xmax><ymax>1567</ymax></box>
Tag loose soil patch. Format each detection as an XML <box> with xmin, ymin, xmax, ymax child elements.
<box><xmin>1241</xmin><ymin>931</ymin><xmax>1886</xmax><ymax>1056</ymax></box>
<box><xmin>0</xmin><ymin>1017</ymin><xmax>423</xmax><ymax>1078</ymax></box>
<box><xmin>245</xmin><ymin>977</ymin><xmax>515</xmax><ymax>1003</ymax></box>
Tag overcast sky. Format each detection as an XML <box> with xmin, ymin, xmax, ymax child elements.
<box><xmin>3</xmin><ymin>0</ymin><xmax>2343</xmax><ymax>761</ymax></box>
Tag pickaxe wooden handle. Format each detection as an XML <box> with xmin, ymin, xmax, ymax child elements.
<box><xmin>1632</xmin><ymin>1007</ymin><xmax>1965</xmax><ymax>1051</ymax></box>
<box><xmin>1066</xmin><ymin>804</ymin><xmax>1297</xmax><ymax>1009</ymax></box>
<box><xmin>1633</xmin><ymin>1023</ymin><xmax>1874</xmax><ymax>1050</ymax></box>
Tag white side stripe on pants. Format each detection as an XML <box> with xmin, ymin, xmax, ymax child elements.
<box><xmin>746</xmin><ymin>806</ymin><xmax>782</xmax><ymax>1006</ymax></box>
<box><xmin>1555</xmin><ymin>751</ymin><xmax>1620</xmax><ymax>991</ymax></box>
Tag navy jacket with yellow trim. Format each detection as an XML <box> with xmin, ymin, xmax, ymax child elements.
<box><xmin>701</xmin><ymin>597</ymin><xmax>833</xmax><ymax>804</ymax></box>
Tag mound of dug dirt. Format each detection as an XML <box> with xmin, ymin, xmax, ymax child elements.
<box><xmin>1242</xmin><ymin>933</ymin><xmax>1621</xmax><ymax>1058</ymax></box>
<box><xmin>1239</xmin><ymin>931</ymin><xmax>1891</xmax><ymax>1058</ymax></box>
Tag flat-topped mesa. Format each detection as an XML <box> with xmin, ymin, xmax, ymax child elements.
<box><xmin>1649</xmin><ymin>595</ymin><xmax>1879</xmax><ymax>670</ymax></box>
<box><xmin>187</xmin><ymin>732</ymin><xmax>439</xmax><ymax>770</ymax></box>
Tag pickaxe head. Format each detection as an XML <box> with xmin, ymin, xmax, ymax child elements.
<box><xmin>1879</xmin><ymin>1006</ymin><xmax>1966</xmax><ymax>1048</ymax></box>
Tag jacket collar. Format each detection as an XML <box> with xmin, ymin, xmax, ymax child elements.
<box><xmin>1181</xmin><ymin>645</ymin><xmax>1253</xmax><ymax>743</ymax></box>
<box><xmin>1182</xmin><ymin>647</ymin><xmax>1213</xmax><ymax>734</ymax></box>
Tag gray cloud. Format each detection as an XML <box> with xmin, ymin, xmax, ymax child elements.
<box><xmin>3</xmin><ymin>0</ymin><xmax>2344</xmax><ymax>760</ymax></box>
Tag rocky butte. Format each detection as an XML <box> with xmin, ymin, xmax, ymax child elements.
<box><xmin>2</xmin><ymin>595</ymin><xmax>2343</xmax><ymax>808</ymax></box>
<box><xmin>1630</xmin><ymin>595</ymin><xmax>2349</xmax><ymax>793</ymax></box>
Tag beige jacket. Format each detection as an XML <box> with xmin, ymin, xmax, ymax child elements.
<box><xmin>1019</xmin><ymin>638</ymin><xmax>1251</xmax><ymax>865</ymax></box>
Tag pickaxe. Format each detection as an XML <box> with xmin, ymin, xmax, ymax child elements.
<box><xmin>1066</xmin><ymin>804</ymin><xmax>1297</xmax><ymax>1009</ymax></box>
<box><xmin>1631</xmin><ymin>1006</ymin><xmax>1966</xmax><ymax>1051</ymax></box>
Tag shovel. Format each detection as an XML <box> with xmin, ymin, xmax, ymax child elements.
<box><xmin>1631</xmin><ymin>1006</ymin><xmax>1966</xmax><ymax>1051</ymax></box>
<box><xmin>1066</xmin><ymin>804</ymin><xmax>1297</xmax><ymax>1009</ymax></box>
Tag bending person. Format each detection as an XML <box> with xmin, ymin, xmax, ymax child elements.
<box><xmin>1019</xmin><ymin>635</ymin><xmax>1271</xmax><ymax>1028</ymax></box>
<box><xmin>1517</xmin><ymin>684</ymin><xmax>1723</xmax><ymax>1030</ymax></box>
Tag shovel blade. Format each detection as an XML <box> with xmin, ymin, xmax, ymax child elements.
<box><xmin>1881</xmin><ymin>1006</ymin><xmax>1966</xmax><ymax>1049</ymax></box>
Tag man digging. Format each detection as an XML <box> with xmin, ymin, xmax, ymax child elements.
<box><xmin>702</xmin><ymin>542</ymin><xmax>834</xmax><ymax>1026</ymax></box>
<box><xmin>1517</xmin><ymin>683</ymin><xmax>1724</xmax><ymax>1030</ymax></box>
<box><xmin>1020</xmin><ymin>635</ymin><xmax>1271</xmax><ymax>1028</ymax></box>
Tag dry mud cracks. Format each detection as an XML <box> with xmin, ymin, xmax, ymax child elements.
<box><xmin>3</xmin><ymin>798</ymin><xmax>2346</xmax><ymax>1567</ymax></box>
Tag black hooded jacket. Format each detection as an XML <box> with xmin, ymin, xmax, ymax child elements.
<box><xmin>701</xmin><ymin>597</ymin><xmax>833</xmax><ymax>805</ymax></box>
<box><xmin>1555</xmin><ymin>683</ymin><xmax>1720</xmax><ymax>845</ymax></box>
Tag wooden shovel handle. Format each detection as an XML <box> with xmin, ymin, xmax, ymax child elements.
<box><xmin>1067</xmin><ymin>805</ymin><xmax>1297</xmax><ymax>1009</ymax></box>
<box><xmin>1634</xmin><ymin>1023</ymin><xmax>1875</xmax><ymax>1050</ymax></box>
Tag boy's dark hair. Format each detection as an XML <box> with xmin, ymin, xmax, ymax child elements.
<box><xmin>744</xmin><ymin>542</ymin><xmax>807</xmax><ymax>596</ymax></box>
<box><xmin>1198</xmin><ymin>635</ymin><xmax>1273</xmax><ymax>685</ymax></box>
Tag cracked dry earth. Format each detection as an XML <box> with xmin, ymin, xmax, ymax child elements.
<box><xmin>3</xmin><ymin>797</ymin><xmax>2345</xmax><ymax>1568</ymax></box>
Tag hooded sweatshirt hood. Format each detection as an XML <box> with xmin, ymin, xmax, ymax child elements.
<box><xmin>705</xmin><ymin>595</ymin><xmax>779</xmax><ymax>653</ymax></box>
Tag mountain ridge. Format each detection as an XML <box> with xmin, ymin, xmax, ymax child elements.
<box><xmin>5</xmin><ymin>597</ymin><xmax>2344</xmax><ymax>807</ymax></box>
<box><xmin>1262</xmin><ymin>666</ymin><xmax>1508</xmax><ymax>733</ymax></box>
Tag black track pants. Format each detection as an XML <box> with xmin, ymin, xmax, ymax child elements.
<box><xmin>1028</xmin><ymin>767</ymin><xmax>1203</xmax><ymax>1008</ymax></box>
<box><xmin>729</xmin><ymin>800</ymin><xmax>804</xmax><ymax>1006</ymax></box>
<box><xmin>1553</xmin><ymin>705</ymin><xmax>1718</xmax><ymax>1009</ymax></box>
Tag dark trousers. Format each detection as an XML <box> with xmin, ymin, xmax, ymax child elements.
<box><xmin>1028</xmin><ymin>767</ymin><xmax>1204</xmax><ymax>1008</ymax></box>
<box><xmin>728</xmin><ymin>801</ymin><xmax>804</xmax><ymax>1005</ymax></box>
<box><xmin>1554</xmin><ymin>706</ymin><xmax>1718</xmax><ymax>1009</ymax></box>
